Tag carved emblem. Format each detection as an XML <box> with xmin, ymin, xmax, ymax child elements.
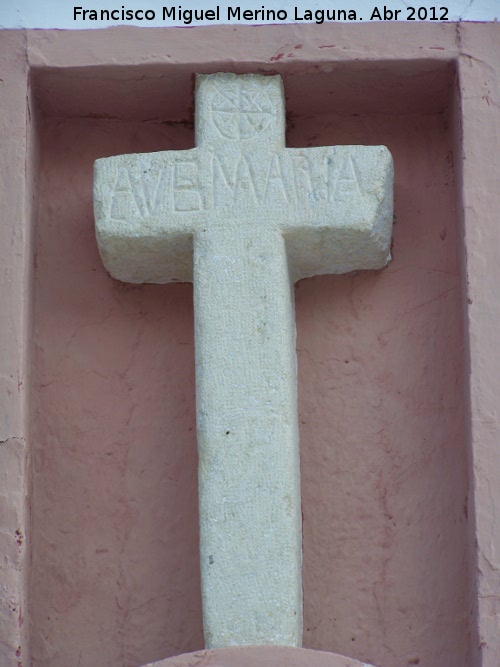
<box><xmin>210</xmin><ymin>78</ymin><xmax>275</xmax><ymax>140</ymax></box>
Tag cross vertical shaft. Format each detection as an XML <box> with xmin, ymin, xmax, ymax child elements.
<box><xmin>195</xmin><ymin>225</ymin><xmax>302</xmax><ymax>646</ymax></box>
<box><xmin>192</xmin><ymin>75</ymin><xmax>303</xmax><ymax>645</ymax></box>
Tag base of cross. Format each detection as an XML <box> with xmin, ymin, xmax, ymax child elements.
<box><xmin>141</xmin><ymin>646</ymin><xmax>378</xmax><ymax>667</ymax></box>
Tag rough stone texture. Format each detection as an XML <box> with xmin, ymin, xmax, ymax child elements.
<box><xmin>0</xmin><ymin>22</ymin><xmax>498</xmax><ymax>667</ymax></box>
<box><xmin>94</xmin><ymin>73</ymin><xmax>393</xmax><ymax>648</ymax></box>
<box><xmin>144</xmin><ymin>646</ymin><xmax>377</xmax><ymax>667</ymax></box>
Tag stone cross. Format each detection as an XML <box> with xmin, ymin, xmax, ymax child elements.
<box><xmin>94</xmin><ymin>73</ymin><xmax>393</xmax><ymax>649</ymax></box>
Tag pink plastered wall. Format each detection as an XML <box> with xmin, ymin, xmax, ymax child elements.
<box><xmin>0</xmin><ymin>22</ymin><xmax>499</xmax><ymax>667</ymax></box>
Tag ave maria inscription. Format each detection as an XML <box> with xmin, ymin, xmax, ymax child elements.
<box><xmin>108</xmin><ymin>150</ymin><xmax>363</xmax><ymax>217</ymax></box>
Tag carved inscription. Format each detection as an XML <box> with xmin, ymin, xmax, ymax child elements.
<box><xmin>211</xmin><ymin>153</ymin><xmax>290</xmax><ymax>207</ymax></box>
<box><xmin>173</xmin><ymin>159</ymin><xmax>203</xmax><ymax>212</ymax></box>
<box><xmin>109</xmin><ymin>163</ymin><xmax>171</xmax><ymax>221</ymax></box>
<box><xmin>109</xmin><ymin>168</ymin><xmax>138</xmax><ymax>220</ymax></box>
<box><xmin>107</xmin><ymin>151</ymin><xmax>363</xmax><ymax>220</ymax></box>
<box><xmin>333</xmin><ymin>153</ymin><xmax>362</xmax><ymax>197</ymax></box>
<box><xmin>210</xmin><ymin>151</ymin><xmax>362</xmax><ymax>207</ymax></box>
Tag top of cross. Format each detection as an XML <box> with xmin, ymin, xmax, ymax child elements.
<box><xmin>94</xmin><ymin>72</ymin><xmax>393</xmax><ymax>285</ymax></box>
<box><xmin>196</xmin><ymin>73</ymin><xmax>285</xmax><ymax>149</ymax></box>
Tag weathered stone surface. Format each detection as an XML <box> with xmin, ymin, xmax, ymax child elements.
<box><xmin>94</xmin><ymin>73</ymin><xmax>393</xmax><ymax>648</ymax></box>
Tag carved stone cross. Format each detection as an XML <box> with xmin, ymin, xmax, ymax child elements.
<box><xmin>94</xmin><ymin>73</ymin><xmax>393</xmax><ymax>649</ymax></box>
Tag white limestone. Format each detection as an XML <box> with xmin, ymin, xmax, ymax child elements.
<box><xmin>94</xmin><ymin>73</ymin><xmax>393</xmax><ymax>648</ymax></box>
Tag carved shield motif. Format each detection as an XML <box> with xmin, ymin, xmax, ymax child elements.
<box><xmin>210</xmin><ymin>78</ymin><xmax>275</xmax><ymax>140</ymax></box>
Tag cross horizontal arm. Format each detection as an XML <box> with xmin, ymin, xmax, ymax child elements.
<box><xmin>95</xmin><ymin>143</ymin><xmax>392</xmax><ymax>285</ymax></box>
<box><xmin>94</xmin><ymin>148</ymin><xmax>205</xmax><ymax>283</ymax></box>
<box><xmin>281</xmin><ymin>145</ymin><xmax>393</xmax><ymax>280</ymax></box>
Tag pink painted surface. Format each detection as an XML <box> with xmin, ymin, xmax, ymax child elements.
<box><xmin>145</xmin><ymin>646</ymin><xmax>377</xmax><ymax>667</ymax></box>
<box><xmin>0</xmin><ymin>21</ymin><xmax>498</xmax><ymax>667</ymax></box>
<box><xmin>0</xmin><ymin>30</ymin><xmax>35</xmax><ymax>667</ymax></box>
<box><xmin>457</xmin><ymin>25</ymin><xmax>500</xmax><ymax>667</ymax></box>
